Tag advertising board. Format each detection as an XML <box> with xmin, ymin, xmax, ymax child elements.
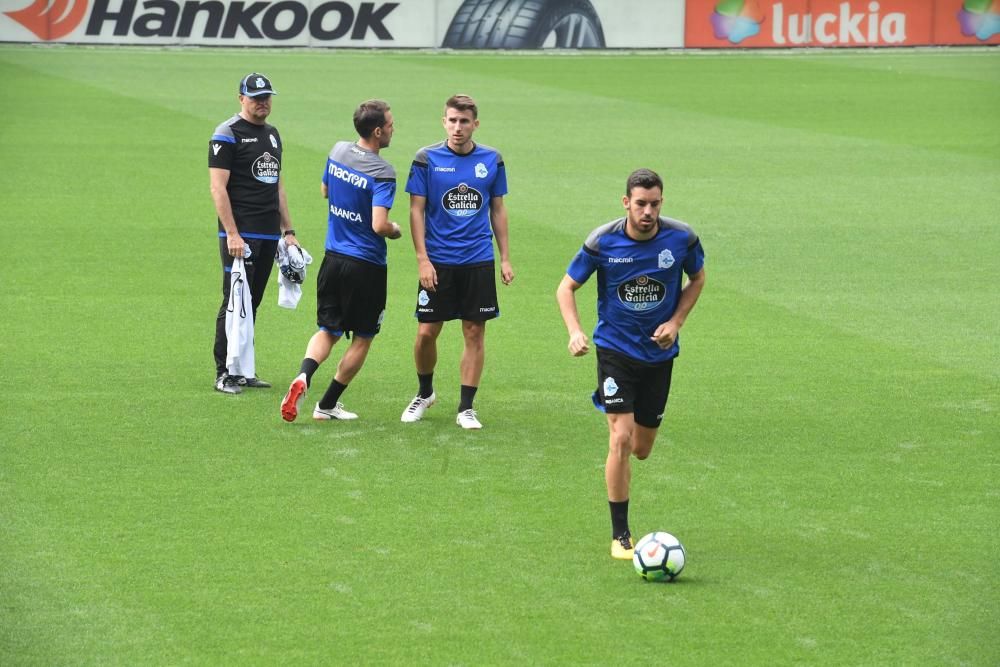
<box><xmin>0</xmin><ymin>0</ymin><xmax>687</xmax><ymax>47</ymax></box>
<box><xmin>684</xmin><ymin>0</ymin><xmax>1000</xmax><ymax>48</ymax></box>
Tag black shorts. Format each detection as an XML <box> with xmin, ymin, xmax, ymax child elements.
<box><xmin>593</xmin><ymin>346</ymin><xmax>674</xmax><ymax>428</ymax></box>
<box><xmin>316</xmin><ymin>251</ymin><xmax>386</xmax><ymax>337</ymax></box>
<box><xmin>415</xmin><ymin>261</ymin><xmax>499</xmax><ymax>323</ymax></box>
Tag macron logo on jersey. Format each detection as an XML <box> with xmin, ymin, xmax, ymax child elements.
<box><xmin>212</xmin><ymin>144</ymin><xmax>221</xmax><ymax>155</ymax></box>
<box><xmin>328</xmin><ymin>163</ymin><xmax>369</xmax><ymax>189</ymax></box>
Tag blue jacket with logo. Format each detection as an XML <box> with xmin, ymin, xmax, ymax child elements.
<box><xmin>322</xmin><ymin>141</ymin><xmax>396</xmax><ymax>266</ymax></box>
<box><xmin>567</xmin><ymin>217</ymin><xmax>705</xmax><ymax>364</ymax></box>
<box><xmin>405</xmin><ymin>141</ymin><xmax>507</xmax><ymax>265</ymax></box>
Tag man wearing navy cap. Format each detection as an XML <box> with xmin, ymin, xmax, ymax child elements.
<box><xmin>208</xmin><ymin>73</ymin><xmax>298</xmax><ymax>394</ymax></box>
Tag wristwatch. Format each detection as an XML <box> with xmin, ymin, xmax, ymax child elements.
<box><xmin>283</xmin><ymin>229</ymin><xmax>296</xmax><ymax>237</ymax></box>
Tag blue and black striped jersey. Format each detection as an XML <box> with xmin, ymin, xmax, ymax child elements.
<box><xmin>567</xmin><ymin>217</ymin><xmax>705</xmax><ymax>364</ymax></box>
<box><xmin>406</xmin><ymin>141</ymin><xmax>507</xmax><ymax>266</ymax></box>
<box><xmin>322</xmin><ymin>141</ymin><xmax>397</xmax><ymax>266</ymax></box>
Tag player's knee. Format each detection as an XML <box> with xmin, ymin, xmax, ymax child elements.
<box><xmin>632</xmin><ymin>430</ymin><xmax>657</xmax><ymax>460</ymax></box>
<box><xmin>462</xmin><ymin>321</ymin><xmax>485</xmax><ymax>345</ymax></box>
<box><xmin>415</xmin><ymin>327</ymin><xmax>439</xmax><ymax>347</ymax></box>
<box><xmin>608</xmin><ymin>430</ymin><xmax>633</xmax><ymax>458</ymax></box>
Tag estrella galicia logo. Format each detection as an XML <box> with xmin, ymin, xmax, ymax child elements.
<box><xmin>417</xmin><ymin>289</ymin><xmax>430</xmax><ymax>307</ymax></box>
<box><xmin>442</xmin><ymin>183</ymin><xmax>483</xmax><ymax>218</ymax></box>
<box><xmin>603</xmin><ymin>376</ymin><xmax>619</xmax><ymax>397</ymax></box>
<box><xmin>658</xmin><ymin>248</ymin><xmax>675</xmax><ymax>269</ymax></box>
<box><xmin>618</xmin><ymin>275</ymin><xmax>666</xmax><ymax>311</ymax></box>
<box><xmin>252</xmin><ymin>152</ymin><xmax>280</xmax><ymax>184</ymax></box>
<box><xmin>475</xmin><ymin>162</ymin><xmax>488</xmax><ymax>178</ymax></box>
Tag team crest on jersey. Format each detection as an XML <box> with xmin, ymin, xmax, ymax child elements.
<box><xmin>252</xmin><ymin>152</ymin><xmax>280</xmax><ymax>184</ymax></box>
<box><xmin>269</xmin><ymin>134</ymin><xmax>278</xmax><ymax>149</ymax></box>
<box><xmin>442</xmin><ymin>183</ymin><xmax>483</xmax><ymax>218</ymax></box>
<box><xmin>658</xmin><ymin>248</ymin><xmax>675</xmax><ymax>269</ymax></box>
<box><xmin>603</xmin><ymin>376</ymin><xmax>619</xmax><ymax>397</ymax></box>
<box><xmin>418</xmin><ymin>290</ymin><xmax>430</xmax><ymax>306</ymax></box>
<box><xmin>475</xmin><ymin>162</ymin><xmax>488</xmax><ymax>178</ymax></box>
<box><xmin>618</xmin><ymin>275</ymin><xmax>666</xmax><ymax>311</ymax></box>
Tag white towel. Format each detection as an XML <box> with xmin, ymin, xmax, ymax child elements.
<box><xmin>225</xmin><ymin>257</ymin><xmax>256</xmax><ymax>378</ymax></box>
<box><xmin>275</xmin><ymin>239</ymin><xmax>313</xmax><ymax>309</ymax></box>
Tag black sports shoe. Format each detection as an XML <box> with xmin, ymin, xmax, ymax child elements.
<box><xmin>237</xmin><ymin>376</ymin><xmax>272</xmax><ymax>389</ymax></box>
<box><xmin>215</xmin><ymin>373</ymin><xmax>242</xmax><ymax>395</ymax></box>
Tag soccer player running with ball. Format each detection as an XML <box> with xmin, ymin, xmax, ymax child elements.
<box><xmin>280</xmin><ymin>100</ymin><xmax>401</xmax><ymax>422</ymax></box>
<box><xmin>400</xmin><ymin>94</ymin><xmax>514</xmax><ymax>429</ymax></box>
<box><xmin>556</xmin><ymin>169</ymin><xmax>706</xmax><ymax>560</ymax></box>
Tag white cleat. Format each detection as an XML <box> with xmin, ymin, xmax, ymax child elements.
<box><xmin>401</xmin><ymin>392</ymin><xmax>436</xmax><ymax>422</ymax></box>
<box><xmin>456</xmin><ymin>408</ymin><xmax>482</xmax><ymax>430</ymax></box>
<box><xmin>312</xmin><ymin>402</ymin><xmax>358</xmax><ymax>420</ymax></box>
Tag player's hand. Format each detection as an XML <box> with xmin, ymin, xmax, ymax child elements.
<box><xmin>387</xmin><ymin>222</ymin><xmax>402</xmax><ymax>240</ymax></box>
<box><xmin>568</xmin><ymin>330</ymin><xmax>590</xmax><ymax>357</ymax></box>
<box><xmin>227</xmin><ymin>232</ymin><xmax>246</xmax><ymax>257</ymax></box>
<box><xmin>651</xmin><ymin>321</ymin><xmax>679</xmax><ymax>350</ymax></box>
<box><xmin>284</xmin><ymin>232</ymin><xmax>300</xmax><ymax>248</ymax></box>
<box><xmin>418</xmin><ymin>258</ymin><xmax>437</xmax><ymax>291</ymax></box>
<box><xmin>500</xmin><ymin>260</ymin><xmax>514</xmax><ymax>285</ymax></box>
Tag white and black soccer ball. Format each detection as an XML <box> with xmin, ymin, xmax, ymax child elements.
<box><xmin>632</xmin><ymin>531</ymin><xmax>686</xmax><ymax>582</ymax></box>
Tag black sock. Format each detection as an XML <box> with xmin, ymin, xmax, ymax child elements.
<box><xmin>299</xmin><ymin>358</ymin><xmax>320</xmax><ymax>387</ymax></box>
<box><xmin>609</xmin><ymin>500</ymin><xmax>630</xmax><ymax>539</ymax></box>
<box><xmin>318</xmin><ymin>379</ymin><xmax>347</xmax><ymax>410</ymax></box>
<box><xmin>458</xmin><ymin>384</ymin><xmax>478</xmax><ymax>412</ymax></box>
<box><xmin>418</xmin><ymin>373</ymin><xmax>434</xmax><ymax>399</ymax></box>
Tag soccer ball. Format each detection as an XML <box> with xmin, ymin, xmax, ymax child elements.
<box><xmin>632</xmin><ymin>531</ymin><xmax>686</xmax><ymax>581</ymax></box>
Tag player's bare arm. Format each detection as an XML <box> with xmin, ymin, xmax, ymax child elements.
<box><xmin>490</xmin><ymin>196</ymin><xmax>514</xmax><ymax>285</ymax></box>
<box><xmin>556</xmin><ymin>274</ymin><xmax>590</xmax><ymax>356</ymax></box>
<box><xmin>372</xmin><ymin>205</ymin><xmax>402</xmax><ymax>239</ymax></box>
<box><xmin>409</xmin><ymin>194</ymin><xmax>437</xmax><ymax>290</ymax></box>
<box><xmin>278</xmin><ymin>176</ymin><xmax>299</xmax><ymax>247</ymax></box>
<box><xmin>651</xmin><ymin>268</ymin><xmax>706</xmax><ymax>349</ymax></box>
<box><xmin>209</xmin><ymin>167</ymin><xmax>243</xmax><ymax>257</ymax></box>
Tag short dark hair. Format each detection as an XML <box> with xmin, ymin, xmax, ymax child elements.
<box><xmin>626</xmin><ymin>168</ymin><xmax>664</xmax><ymax>196</ymax></box>
<box><xmin>354</xmin><ymin>99</ymin><xmax>390</xmax><ymax>139</ymax></box>
<box><xmin>446</xmin><ymin>94</ymin><xmax>478</xmax><ymax>119</ymax></box>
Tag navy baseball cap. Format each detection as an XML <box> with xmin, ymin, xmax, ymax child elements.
<box><xmin>240</xmin><ymin>73</ymin><xmax>277</xmax><ymax>97</ymax></box>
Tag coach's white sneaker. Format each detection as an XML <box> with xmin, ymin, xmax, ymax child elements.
<box><xmin>456</xmin><ymin>409</ymin><xmax>482</xmax><ymax>430</ymax></box>
<box><xmin>401</xmin><ymin>392</ymin><xmax>436</xmax><ymax>422</ymax></box>
<box><xmin>313</xmin><ymin>402</ymin><xmax>358</xmax><ymax>421</ymax></box>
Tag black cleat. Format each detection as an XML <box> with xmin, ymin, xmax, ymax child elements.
<box><xmin>215</xmin><ymin>373</ymin><xmax>242</xmax><ymax>395</ymax></box>
<box><xmin>237</xmin><ymin>376</ymin><xmax>272</xmax><ymax>389</ymax></box>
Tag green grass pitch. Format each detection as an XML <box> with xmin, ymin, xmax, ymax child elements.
<box><xmin>1</xmin><ymin>45</ymin><xmax>998</xmax><ymax>665</ymax></box>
